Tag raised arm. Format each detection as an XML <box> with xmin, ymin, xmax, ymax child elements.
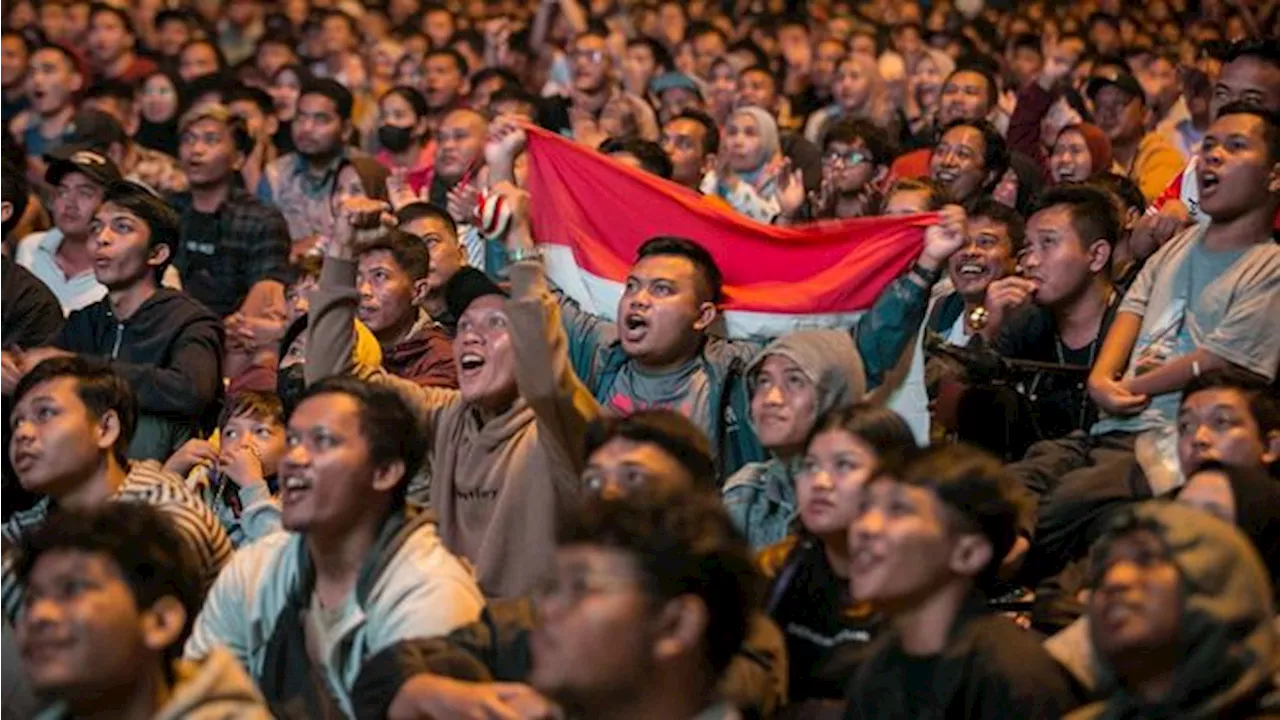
<box><xmin>497</xmin><ymin>182</ymin><xmax>601</xmax><ymax>488</ymax></box>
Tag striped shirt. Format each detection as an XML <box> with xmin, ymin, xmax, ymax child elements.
<box><xmin>1</xmin><ymin>461</ymin><xmax>233</xmax><ymax>623</ymax></box>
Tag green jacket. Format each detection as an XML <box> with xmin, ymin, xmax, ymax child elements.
<box><xmin>558</xmin><ymin>273</ymin><xmax>933</xmax><ymax>478</ymax></box>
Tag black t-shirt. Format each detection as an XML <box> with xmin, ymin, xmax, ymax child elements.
<box><xmin>767</xmin><ymin>537</ymin><xmax>878</xmax><ymax>702</ymax></box>
<box><xmin>991</xmin><ymin>296</ymin><xmax>1120</xmax><ymax>439</ymax></box>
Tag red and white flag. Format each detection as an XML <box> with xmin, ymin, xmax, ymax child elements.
<box><xmin>522</xmin><ymin>126</ymin><xmax>936</xmax><ymax>438</ymax></box>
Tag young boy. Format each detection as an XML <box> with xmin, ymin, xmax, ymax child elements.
<box><xmin>163</xmin><ymin>391</ymin><xmax>285</xmax><ymax>547</ymax></box>
<box><xmin>15</xmin><ymin>503</ymin><xmax>270</xmax><ymax>718</ymax></box>
<box><xmin>844</xmin><ymin>444</ymin><xmax>1079</xmax><ymax>719</ymax></box>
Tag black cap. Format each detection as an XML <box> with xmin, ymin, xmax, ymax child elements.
<box><xmin>1086</xmin><ymin>69</ymin><xmax>1146</xmax><ymax>105</ymax></box>
<box><xmin>43</xmin><ymin>146</ymin><xmax>123</xmax><ymax>188</ymax></box>
<box><xmin>445</xmin><ymin>267</ymin><xmax>508</xmax><ymax>320</ymax></box>
<box><xmin>63</xmin><ymin>108</ymin><xmax>128</xmax><ymax>153</ymax></box>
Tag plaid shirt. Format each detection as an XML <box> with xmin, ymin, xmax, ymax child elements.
<box><xmin>2</xmin><ymin>460</ymin><xmax>233</xmax><ymax>624</ymax></box>
<box><xmin>263</xmin><ymin>151</ymin><xmax>345</xmax><ymax>242</ymax></box>
<box><xmin>169</xmin><ymin>187</ymin><xmax>292</xmax><ymax>317</ymax></box>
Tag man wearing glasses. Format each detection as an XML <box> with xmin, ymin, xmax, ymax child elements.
<box><xmin>779</xmin><ymin>117</ymin><xmax>896</xmax><ymax>221</ymax></box>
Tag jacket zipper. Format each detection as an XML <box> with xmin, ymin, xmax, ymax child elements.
<box><xmin>111</xmin><ymin>322</ymin><xmax>124</xmax><ymax>359</ymax></box>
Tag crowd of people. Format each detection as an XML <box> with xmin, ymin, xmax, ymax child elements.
<box><xmin>1</xmin><ymin>0</ymin><xmax>1279</xmax><ymax>717</ymax></box>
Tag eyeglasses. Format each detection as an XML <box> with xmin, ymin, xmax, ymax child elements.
<box><xmin>824</xmin><ymin>150</ymin><xmax>870</xmax><ymax>165</ymax></box>
<box><xmin>531</xmin><ymin>572</ymin><xmax>640</xmax><ymax>610</ymax></box>
<box><xmin>572</xmin><ymin>49</ymin><xmax>606</xmax><ymax>64</ymax></box>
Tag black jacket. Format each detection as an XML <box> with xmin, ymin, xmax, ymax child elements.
<box><xmin>53</xmin><ymin>288</ymin><xmax>223</xmax><ymax>459</ymax></box>
<box><xmin>842</xmin><ymin>593</ymin><xmax>1080</xmax><ymax>720</ymax></box>
<box><xmin>352</xmin><ymin>598</ymin><xmax>789</xmax><ymax>720</ymax></box>
<box><xmin>2</xmin><ymin>256</ymin><xmax>62</xmax><ymax>350</ymax></box>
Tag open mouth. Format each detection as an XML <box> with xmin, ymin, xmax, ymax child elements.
<box><xmin>933</xmin><ymin>168</ymin><xmax>958</xmax><ymax>183</ymax></box>
<box><xmin>849</xmin><ymin>546</ymin><xmax>882</xmax><ymax>576</ymax></box>
<box><xmin>458</xmin><ymin>352</ymin><xmax>486</xmax><ymax>374</ymax></box>
<box><xmin>281</xmin><ymin>475</ymin><xmax>312</xmax><ymax>504</ymax></box>
<box><xmin>956</xmin><ymin>262</ymin><xmax>986</xmax><ymax>277</ymax></box>
<box><xmin>1200</xmin><ymin>169</ymin><xmax>1221</xmax><ymax>193</ymax></box>
<box><xmin>621</xmin><ymin>313</ymin><xmax>649</xmax><ymax>342</ymax></box>
<box><xmin>11</xmin><ymin>451</ymin><xmax>37</xmax><ymax>473</ymax></box>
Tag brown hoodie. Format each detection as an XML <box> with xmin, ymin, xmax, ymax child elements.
<box><xmin>307</xmin><ymin>257</ymin><xmax>599</xmax><ymax>598</ymax></box>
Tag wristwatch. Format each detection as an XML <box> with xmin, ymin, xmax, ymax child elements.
<box><xmin>508</xmin><ymin>246</ymin><xmax>544</xmax><ymax>263</ymax></box>
<box><xmin>967</xmin><ymin>306</ymin><xmax>989</xmax><ymax>332</ymax></box>
<box><xmin>909</xmin><ymin>261</ymin><xmax>942</xmax><ymax>286</ymax></box>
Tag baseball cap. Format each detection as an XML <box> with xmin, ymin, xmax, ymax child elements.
<box><xmin>43</xmin><ymin>146</ymin><xmax>123</xmax><ymax>188</ymax></box>
<box><xmin>63</xmin><ymin>109</ymin><xmax>128</xmax><ymax>153</ymax></box>
<box><xmin>1086</xmin><ymin>69</ymin><xmax>1146</xmax><ymax>105</ymax></box>
<box><xmin>445</xmin><ymin>267</ymin><xmax>509</xmax><ymax>320</ymax></box>
<box><xmin>649</xmin><ymin>72</ymin><xmax>704</xmax><ymax>99</ymax></box>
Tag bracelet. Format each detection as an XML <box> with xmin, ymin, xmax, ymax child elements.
<box><xmin>1192</xmin><ymin>360</ymin><xmax>1201</xmax><ymax>378</ymax></box>
<box><xmin>509</xmin><ymin>246</ymin><xmax>544</xmax><ymax>263</ymax></box>
<box><xmin>910</xmin><ymin>261</ymin><xmax>942</xmax><ymax>286</ymax></box>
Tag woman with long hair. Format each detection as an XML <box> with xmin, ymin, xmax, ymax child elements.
<box><xmin>804</xmin><ymin>53</ymin><xmax>899</xmax><ymax>146</ymax></box>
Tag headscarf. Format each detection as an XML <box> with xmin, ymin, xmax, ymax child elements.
<box><xmin>747</xmin><ymin>329</ymin><xmax>868</xmax><ymax>440</ymax></box>
<box><xmin>335</xmin><ymin>155</ymin><xmax>391</xmax><ymax>201</ymax></box>
<box><xmin>729</xmin><ymin>106</ymin><xmax>782</xmax><ymax>181</ymax></box>
<box><xmin>1060</xmin><ymin>123</ymin><xmax>1114</xmax><ymax>178</ymax></box>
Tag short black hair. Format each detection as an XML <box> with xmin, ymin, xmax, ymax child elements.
<box><xmin>887</xmin><ymin>443</ymin><xmax>1022</xmax><ymax>589</ymax></box>
<box><xmin>1214</xmin><ymin>102</ymin><xmax>1280</xmax><ymax>166</ymax></box>
<box><xmin>726</xmin><ymin>39</ymin><xmax>769</xmax><ymax>70</ymax></box>
<box><xmin>3</xmin><ymin>157</ymin><xmax>31</xmax><ymax>239</ymax></box>
<box><xmin>84</xmin><ymin>79</ymin><xmax>134</xmax><ymax>105</ymax></box>
<box><xmin>1089</xmin><ymin>172</ymin><xmax>1146</xmax><ymax>216</ymax></box>
<box><xmin>425</xmin><ymin>47</ymin><xmax>469</xmax><ymax>77</ymax></box>
<box><xmin>600</xmin><ymin>138</ymin><xmax>674</xmax><ymax>180</ymax></box>
<box><xmin>584</xmin><ymin>410</ymin><xmax>717</xmax><ymax>492</ymax></box>
<box><xmin>381</xmin><ymin>85</ymin><xmax>430</xmax><ymax>120</ymax></box>
<box><xmin>626</xmin><ymin>37</ymin><xmax>674</xmax><ymax>74</ymax></box>
<box><xmin>101</xmin><ymin>180</ymin><xmax>181</xmax><ymax>280</ymax></box>
<box><xmin>939</xmin><ymin>118</ymin><xmax>1009</xmax><ymax>178</ymax></box>
<box><xmin>396</xmin><ymin>201</ymin><xmax>458</xmax><ymax>240</ymax></box>
<box><xmin>1220</xmin><ymin>36</ymin><xmax>1280</xmax><ymax>70</ymax></box>
<box><xmin>637</xmin><ymin>236</ymin><xmax>724</xmax><ymax>305</ymax></box>
<box><xmin>31</xmin><ymin>43</ymin><xmax>82</xmax><ymax>74</ymax></box>
<box><xmin>806</xmin><ymin>404</ymin><xmax>918</xmax><ymax>464</ymax></box>
<box><xmin>182</xmin><ymin>73</ymin><xmax>231</xmax><ymax>109</ymax></box>
<box><xmin>670</xmin><ymin>110</ymin><xmax>720</xmax><ymax>156</ymax></box>
<box><xmin>944</xmin><ymin>65</ymin><xmax>1000</xmax><ymax>112</ymax></box>
<box><xmin>739</xmin><ymin>64</ymin><xmax>779</xmax><ymax>93</ymax></box>
<box><xmin>179</xmin><ymin>39</ymin><xmax>227</xmax><ymax>73</ymax></box>
<box><xmin>449</xmin><ymin>29</ymin><xmax>484</xmax><ymax>58</ymax></box>
<box><xmin>293</xmin><ymin>376</ymin><xmax>425</xmax><ymax>509</ymax></box>
<box><xmin>470</xmin><ymin>67</ymin><xmax>520</xmax><ymax>92</ymax></box>
<box><xmin>1032</xmin><ymin>183</ymin><xmax>1121</xmax><ymax>255</ymax></box>
<box><xmin>1182</xmin><ymin>367</ymin><xmax>1279</xmax><ymax>440</ymax></box>
<box><xmin>12</xmin><ymin>356</ymin><xmax>137</xmax><ymax>466</ymax></box>
<box><xmin>224</xmin><ymin>83</ymin><xmax>274</xmax><ymax>116</ymax></box>
<box><xmin>822</xmin><ymin>117</ymin><xmax>897</xmax><ymax>167</ymax></box>
<box><xmin>358</xmin><ymin>227</ymin><xmax>430</xmax><ymax>282</ymax></box>
<box><xmin>489</xmin><ymin>84</ymin><xmax>537</xmax><ymax>113</ymax></box>
<box><xmin>689</xmin><ymin>22</ymin><xmax>728</xmax><ymax>46</ymax></box>
<box><xmin>15</xmin><ymin>503</ymin><xmax>203</xmax><ymax>670</ymax></box>
<box><xmin>556</xmin><ymin>491</ymin><xmax>758</xmax><ymax>681</ymax></box>
<box><xmin>969</xmin><ymin>198</ymin><xmax>1027</xmax><ymax>254</ymax></box>
<box><xmin>89</xmin><ymin>3</ymin><xmax>136</xmax><ymax>38</ymax></box>
<box><xmin>154</xmin><ymin>7</ymin><xmax>195</xmax><ymax>30</ymax></box>
<box><xmin>300</xmin><ymin>77</ymin><xmax>354</xmax><ymax>122</ymax></box>
<box><xmin>1009</xmin><ymin>33</ymin><xmax>1041</xmax><ymax>56</ymax></box>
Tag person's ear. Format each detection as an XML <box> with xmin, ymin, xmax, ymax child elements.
<box><xmin>948</xmin><ymin>533</ymin><xmax>994</xmax><ymax>578</ymax></box>
<box><xmin>1263</xmin><ymin>429</ymin><xmax>1280</xmax><ymax>467</ymax></box>
<box><xmin>140</xmin><ymin>595</ymin><xmax>188</xmax><ymax>654</ymax></box>
<box><xmin>147</xmin><ymin>242</ymin><xmax>171</xmax><ymax>271</ymax></box>
<box><xmin>1</xmin><ymin>200</ymin><xmax>12</xmax><ymax>226</ymax></box>
<box><xmin>1267</xmin><ymin>161</ymin><xmax>1280</xmax><ymax>195</ymax></box>
<box><xmin>1087</xmin><ymin>238</ymin><xmax>1112</xmax><ymax>274</ymax></box>
<box><xmin>692</xmin><ymin>300</ymin><xmax>718</xmax><ymax>333</ymax></box>
<box><xmin>95</xmin><ymin>408</ymin><xmax>122</xmax><ymax>453</ymax></box>
<box><xmin>412</xmin><ymin>276</ymin><xmax>431</xmax><ymax>305</ymax></box>
<box><xmin>652</xmin><ymin>595</ymin><xmax>708</xmax><ymax>664</ymax></box>
<box><xmin>371</xmin><ymin>459</ymin><xmax>407</xmax><ymax>494</ymax></box>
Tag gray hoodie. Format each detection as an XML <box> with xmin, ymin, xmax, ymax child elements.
<box><xmin>1065</xmin><ymin>501</ymin><xmax>1278</xmax><ymax>720</ymax></box>
<box><xmin>723</xmin><ymin>330</ymin><xmax>867</xmax><ymax>549</ymax></box>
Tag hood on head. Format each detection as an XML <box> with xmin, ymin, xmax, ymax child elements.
<box><xmin>1089</xmin><ymin>501</ymin><xmax>1277</xmax><ymax>719</ymax></box>
<box><xmin>747</xmin><ymin>329</ymin><xmax>867</xmax><ymax>435</ymax></box>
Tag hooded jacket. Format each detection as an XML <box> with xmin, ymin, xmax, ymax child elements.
<box><xmin>1065</xmin><ymin>501</ymin><xmax>1278</xmax><ymax>720</ymax></box>
<box><xmin>35</xmin><ymin>647</ymin><xmax>271</xmax><ymax>720</ymax></box>
<box><xmin>52</xmin><ymin>288</ymin><xmax>223</xmax><ymax>460</ymax></box>
<box><xmin>306</xmin><ymin>256</ymin><xmax>599</xmax><ymax>598</ymax></box>
<box><xmin>382</xmin><ymin>308</ymin><xmax>458</xmax><ymax>389</ymax></box>
<box><xmin>185</xmin><ymin>509</ymin><xmax>485</xmax><ymax>718</ymax></box>
<box><xmin>723</xmin><ymin>330</ymin><xmax>867</xmax><ymax>549</ymax></box>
